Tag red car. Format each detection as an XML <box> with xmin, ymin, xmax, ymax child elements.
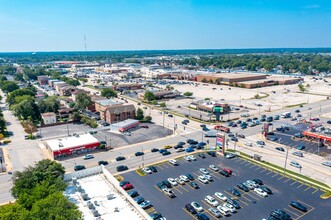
<box><xmin>122</xmin><ymin>183</ymin><xmax>134</xmax><ymax>190</ymax></box>
<box><xmin>310</xmin><ymin>117</ymin><xmax>319</xmax><ymax>121</ymax></box>
<box><xmin>223</xmin><ymin>168</ymin><xmax>232</xmax><ymax>175</ymax></box>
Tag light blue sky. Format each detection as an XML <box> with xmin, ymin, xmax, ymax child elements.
<box><xmin>1</xmin><ymin>0</ymin><xmax>331</xmax><ymax>52</ymax></box>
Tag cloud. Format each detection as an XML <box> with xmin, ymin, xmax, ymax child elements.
<box><xmin>304</xmin><ymin>4</ymin><xmax>320</xmax><ymax>9</ymax></box>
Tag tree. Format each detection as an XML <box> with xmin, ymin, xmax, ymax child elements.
<box><xmin>151</xmin><ymin>100</ymin><xmax>158</xmax><ymax>105</ymax></box>
<box><xmin>14</xmin><ymin>73</ymin><xmax>25</xmax><ymax>82</ymax></box>
<box><xmin>160</xmin><ymin>102</ymin><xmax>166</xmax><ymax>108</ymax></box>
<box><xmin>0</xmin><ymin>203</ymin><xmax>29</xmax><ymax>220</ymax></box>
<box><xmin>183</xmin><ymin>92</ymin><xmax>193</xmax><ymax>97</ymax></box>
<box><xmin>70</xmin><ymin>111</ymin><xmax>81</xmax><ymax>122</ymax></box>
<box><xmin>38</xmin><ymin>96</ymin><xmax>60</xmax><ymax>113</ymax></box>
<box><xmin>208</xmin><ymin>79</ymin><xmax>214</xmax><ymax>84</ymax></box>
<box><xmin>75</xmin><ymin>93</ymin><xmax>91</xmax><ymax>111</ymax></box>
<box><xmin>0</xmin><ymin>75</ymin><xmax>7</xmax><ymax>81</ymax></box>
<box><xmin>0</xmin><ymin>81</ymin><xmax>19</xmax><ymax>93</ymax></box>
<box><xmin>101</xmin><ymin>88</ymin><xmax>117</xmax><ymax>98</ymax></box>
<box><xmin>254</xmin><ymin>94</ymin><xmax>260</xmax><ymax>99</ymax></box>
<box><xmin>13</xmin><ymin>99</ymin><xmax>40</xmax><ymax>121</ymax></box>
<box><xmin>214</xmin><ymin>78</ymin><xmax>221</xmax><ymax>85</ymax></box>
<box><xmin>298</xmin><ymin>84</ymin><xmax>306</xmax><ymax>92</ymax></box>
<box><xmin>144</xmin><ymin>91</ymin><xmax>156</xmax><ymax>101</ymax></box>
<box><xmin>136</xmin><ymin>108</ymin><xmax>144</xmax><ymax>120</ymax></box>
<box><xmin>201</xmin><ymin>78</ymin><xmax>207</xmax><ymax>83</ymax></box>
<box><xmin>305</xmin><ymin>84</ymin><xmax>310</xmax><ymax>90</ymax></box>
<box><xmin>144</xmin><ymin>116</ymin><xmax>152</xmax><ymax>122</ymax></box>
<box><xmin>29</xmin><ymin>192</ymin><xmax>82</xmax><ymax>220</ymax></box>
<box><xmin>14</xmin><ymin>95</ymin><xmax>34</xmax><ymax>105</ymax></box>
<box><xmin>6</xmin><ymin>88</ymin><xmax>36</xmax><ymax>106</ymax></box>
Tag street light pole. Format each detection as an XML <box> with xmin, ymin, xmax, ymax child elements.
<box><xmin>283</xmin><ymin>145</ymin><xmax>290</xmax><ymax>175</ymax></box>
<box><xmin>141</xmin><ymin>147</ymin><xmax>145</xmax><ymax>168</ymax></box>
<box><xmin>66</xmin><ymin>119</ymin><xmax>69</xmax><ymax>136</ymax></box>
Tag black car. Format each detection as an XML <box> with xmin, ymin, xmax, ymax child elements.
<box><xmin>178</xmin><ymin>141</ymin><xmax>185</xmax><ymax>146</ymax></box>
<box><xmin>231</xmin><ymin>137</ymin><xmax>238</xmax><ymax>142</ymax></box>
<box><xmin>270</xmin><ymin>209</ymin><xmax>292</xmax><ymax>220</ymax></box>
<box><xmin>207</xmin><ymin>151</ymin><xmax>216</xmax><ymax>157</ymax></box>
<box><xmin>174</xmin><ymin>145</ymin><xmax>183</xmax><ymax>149</ymax></box>
<box><xmin>134</xmin><ymin>196</ymin><xmax>145</xmax><ymax>204</ymax></box>
<box><xmin>252</xmin><ymin>178</ymin><xmax>263</xmax><ymax>185</ymax></box>
<box><xmin>186</xmin><ymin>173</ymin><xmax>194</xmax><ymax>180</ymax></box>
<box><xmin>119</xmin><ymin>180</ymin><xmax>130</xmax><ymax>187</ymax></box>
<box><xmin>276</xmin><ymin>147</ymin><xmax>285</xmax><ymax>152</ymax></box>
<box><xmin>237</xmin><ymin>183</ymin><xmax>249</xmax><ymax>192</ymax></box>
<box><xmin>74</xmin><ymin>165</ymin><xmax>86</xmax><ymax>171</ymax></box>
<box><xmin>116</xmin><ymin>156</ymin><xmax>126</xmax><ymax>161</ymax></box>
<box><xmin>295</xmin><ymin>109</ymin><xmax>300</xmax><ymax>113</ymax></box>
<box><xmin>135</xmin><ymin>152</ymin><xmax>144</xmax><ymax>156</ymax></box>
<box><xmin>290</xmin><ymin>201</ymin><xmax>307</xmax><ymax>212</ymax></box>
<box><xmin>228</xmin><ymin>188</ymin><xmax>241</xmax><ymax>196</ymax></box>
<box><xmin>149</xmin><ymin>166</ymin><xmax>157</xmax><ymax>172</ymax></box>
<box><xmin>156</xmin><ymin>182</ymin><xmax>167</xmax><ymax>190</ymax></box>
<box><xmin>196</xmin><ymin>213</ymin><xmax>210</xmax><ymax>220</ymax></box>
<box><xmin>220</xmin><ymin>170</ymin><xmax>230</xmax><ymax>177</ymax></box>
<box><xmin>162</xmin><ymin>180</ymin><xmax>172</xmax><ymax>188</ymax></box>
<box><xmin>197</xmin><ymin>153</ymin><xmax>206</xmax><ymax>158</ymax></box>
<box><xmin>168</xmin><ymin>114</ymin><xmax>173</xmax><ymax>118</ymax></box>
<box><xmin>128</xmin><ymin>190</ymin><xmax>139</xmax><ymax>198</ymax></box>
<box><xmin>159</xmin><ymin>149</ymin><xmax>167</xmax><ymax>154</ymax></box>
<box><xmin>259</xmin><ymin>185</ymin><xmax>272</xmax><ymax>194</ymax></box>
<box><xmin>98</xmin><ymin>160</ymin><xmax>109</xmax><ymax>166</ymax></box>
<box><xmin>227</xmin><ymin>199</ymin><xmax>240</xmax><ymax>209</ymax></box>
<box><xmin>190</xmin><ymin>182</ymin><xmax>199</xmax><ymax>189</ymax></box>
<box><xmin>150</xmin><ymin>213</ymin><xmax>165</xmax><ymax>220</ymax></box>
<box><xmin>162</xmin><ymin>151</ymin><xmax>171</xmax><ymax>156</ymax></box>
<box><xmin>151</xmin><ymin>148</ymin><xmax>159</xmax><ymax>152</ymax></box>
<box><xmin>185</xmin><ymin>203</ymin><xmax>197</xmax><ymax>214</ymax></box>
<box><xmin>116</xmin><ymin>165</ymin><xmax>128</xmax><ymax>172</ymax></box>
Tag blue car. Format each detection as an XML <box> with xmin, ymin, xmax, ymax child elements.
<box><xmin>186</xmin><ymin>147</ymin><xmax>194</xmax><ymax>152</ymax></box>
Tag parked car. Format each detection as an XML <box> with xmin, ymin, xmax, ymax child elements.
<box><xmin>259</xmin><ymin>185</ymin><xmax>272</xmax><ymax>194</ymax></box>
<box><xmin>185</xmin><ymin>204</ymin><xmax>197</xmax><ymax>214</ymax></box>
<box><xmin>214</xmin><ymin>192</ymin><xmax>227</xmax><ymax>201</ymax></box>
<box><xmin>297</xmin><ymin>144</ymin><xmax>305</xmax><ymax>150</ymax></box>
<box><xmin>149</xmin><ymin>166</ymin><xmax>157</xmax><ymax>172</ymax></box>
<box><xmin>199</xmin><ymin>168</ymin><xmax>209</xmax><ymax>175</ymax></box>
<box><xmin>191</xmin><ymin>201</ymin><xmax>204</xmax><ymax>212</ymax></box>
<box><xmin>290</xmin><ymin>201</ymin><xmax>307</xmax><ymax>212</ymax></box>
<box><xmin>169</xmin><ymin>159</ymin><xmax>178</xmax><ymax>166</ymax></box>
<box><xmin>190</xmin><ymin>182</ymin><xmax>199</xmax><ymax>189</ymax></box>
<box><xmin>134</xmin><ymin>197</ymin><xmax>145</xmax><ymax>204</ymax></box>
<box><xmin>197</xmin><ymin>153</ymin><xmax>206</xmax><ymax>158</ymax></box>
<box><xmin>205</xmin><ymin>195</ymin><xmax>219</xmax><ymax>207</ymax></box>
<box><xmin>228</xmin><ymin>188</ymin><xmax>241</xmax><ymax>196</ymax></box>
<box><xmin>209</xmin><ymin>165</ymin><xmax>219</xmax><ymax>171</ymax></box>
<box><xmin>208</xmin><ymin>208</ymin><xmax>221</xmax><ymax>218</ymax></box>
<box><xmin>237</xmin><ymin>183</ymin><xmax>249</xmax><ymax>192</ymax></box>
<box><xmin>254</xmin><ymin>188</ymin><xmax>268</xmax><ymax>197</ymax></box>
<box><xmin>226</xmin><ymin>153</ymin><xmax>235</xmax><ymax>159</ymax></box>
<box><xmin>128</xmin><ymin>190</ymin><xmax>139</xmax><ymax>198</ymax></box>
<box><xmin>142</xmin><ymin>167</ymin><xmax>152</xmax><ymax>174</ymax></box>
<box><xmin>276</xmin><ymin>147</ymin><xmax>285</xmax><ymax>152</ymax></box>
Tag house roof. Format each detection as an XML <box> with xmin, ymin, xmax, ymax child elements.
<box><xmin>41</xmin><ymin>112</ymin><xmax>56</xmax><ymax>117</ymax></box>
<box><xmin>106</xmin><ymin>104</ymin><xmax>136</xmax><ymax>114</ymax></box>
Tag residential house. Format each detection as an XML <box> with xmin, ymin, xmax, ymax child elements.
<box><xmin>41</xmin><ymin>112</ymin><xmax>56</xmax><ymax>125</ymax></box>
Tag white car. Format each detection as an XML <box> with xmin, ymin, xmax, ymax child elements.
<box><xmin>245</xmin><ymin>142</ymin><xmax>253</xmax><ymax>147</ymax></box>
<box><xmin>209</xmin><ymin>165</ymin><xmax>219</xmax><ymax>171</ymax></box>
<box><xmin>167</xmin><ymin>178</ymin><xmax>178</xmax><ymax>186</ymax></box>
<box><xmin>191</xmin><ymin>201</ymin><xmax>204</xmax><ymax>212</ymax></box>
<box><xmin>176</xmin><ymin>148</ymin><xmax>184</xmax><ymax>153</ymax></box>
<box><xmin>246</xmin><ymin>180</ymin><xmax>258</xmax><ymax>188</ymax></box>
<box><xmin>198</xmin><ymin>175</ymin><xmax>209</xmax><ymax>184</ymax></box>
<box><xmin>214</xmin><ymin>192</ymin><xmax>227</xmax><ymax>202</ymax></box>
<box><xmin>179</xmin><ymin>175</ymin><xmax>189</xmax><ymax>182</ymax></box>
<box><xmin>169</xmin><ymin>159</ymin><xmax>178</xmax><ymax>166</ymax></box>
<box><xmin>322</xmin><ymin>161</ymin><xmax>331</xmax><ymax>167</ymax></box>
<box><xmin>199</xmin><ymin>168</ymin><xmax>209</xmax><ymax>174</ymax></box>
<box><xmin>175</xmin><ymin>178</ymin><xmax>185</xmax><ymax>185</ymax></box>
<box><xmin>204</xmin><ymin>195</ymin><xmax>219</xmax><ymax>207</ymax></box>
<box><xmin>254</xmin><ymin>188</ymin><xmax>268</xmax><ymax>197</ymax></box>
<box><xmin>188</xmin><ymin>155</ymin><xmax>196</xmax><ymax>161</ymax></box>
<box><xmin>203</xmin><ymin>174</ymin><xmax>213</xmax><ymax>181</ymax></box>
<box><xmin>217</xmin><ymin>206</ymin><xmax>231</xmax><ymax>216</ymax></box>
<box><xmin>290</xmin><ymin>160</ymin><xmax>302</xmax><ymax>168</ymax></box>
<box><xmin>223</xmin><ymin>203</ymin><xmax>236</xmax><ymax>213</ymax></box>
<box><xmin>243</xmin><ymin>182</ymin><xmax>255</xmax><ymax>190</ymax></box>
<box><xmin>142</xmin><ymin>167</ymin><xmax>152</xmax><ymax>174</ymax></box>
<box><xmin>184</xmin><ymin>156</ymin><xmax>191</xmax><ymax>161</ymax></box>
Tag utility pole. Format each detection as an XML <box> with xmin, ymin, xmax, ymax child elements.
<box><xmin>283</xmin><ymin>145</ymin><xmax>290</xmax><ymax>175</ymax></box>
<box><xmin>141</xmin><ymin>147</ymin><xmax>145</xmax><ymax>168</ymax></box>
<box><xmin>162</xmin><ymin>113</ymin><xmax>165</xmax><ymax>127</ymax></box>
<box><xmin>66</xmin><ymin>119</ymin><xmax>69</xmax><ymax>136</ymax></box>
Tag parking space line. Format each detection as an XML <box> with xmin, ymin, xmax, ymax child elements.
<box><xmin>192</xmin><ymin>172</ymin><xmax>200</xmax><ymax>178</ymax></box>
<box><xmin>255</xmin><ymin>166</ymin><xmax>262</xmax><ymax>171</ymax></box>
<box><xmin>272</xmin><ymin>173</ymin><xmax>279</xmax><ymax>178</ymax></box>
<box><xmin>237</xmin><ymin>198</ymin><xmax>249</xmax><ymax>206</ymax></box>
<box><xmin>239</xmin><ymin>160</ymin><xmax>246</xmax><ymax>165</ymax></box>
<box><xmin>182</xmin><ymin>208</ymin><xmax>197</xmax><ymax>219</ymax></box>
<box><xmin>296</xmin><ymin>200</ymin><xmax>314</xmax><ymax>209</ymax></box>
<box><xmin>260</xmin><ymin>169</ymin><xmax>267</xmax><ymax>173</ymax></box>
<box><xmin>172</xmin><ymin>187</ymin><xmax>183</xmax><ymax>194</ymax></box>
<box><xmin>264</xmin><ymin>184</ymin><xmax>278</xmax><ymax>193</ymax></box>
<box><xmin>177</xmin><ymin>184</ymin><xmax>189</xmax><ymax>192</ymax></box>
<box><xmin>266</xmin><ymin>171</ymin><xmax>273</xmax><ymax>175</ymax></box>
<box><xmin>284</xmin><ymin>208</ymin><xmax>300</xmax><ymax>217</ymax></box>
<box><xmin>297</xmin><ymin>182</ymin><xmax>304</xmax><ymax>188</ymax></box>
<box><xmin>201</xmin><ymin>200</ymin><xmax>214</xmax><ymax>209</ymax></box>
<box><xmin>241</xmin><ymin>194</ymin><xmax>253</xmax><ymax>202</ymax></box>
<box><xmin>290</xmin><ymin>180</ymin><xmax>297</xmax><ymax>186</ymax></box>
<box><xmin>304</xmin><ymin>186</ymin><xmax>311</xmax><ymax>191</ymax></box>
<box><xmin>245</xmin><ymin>192</ymin><xmax>261</xmax><ymax>201</ymax></box>
<box><xmin>154</xmin><ymin>185</ymin><xmax>163</xmax><ymax>193</ymax></box>
<box><xmin>156</xmin><ymin>165</ymin><xmax>163</xmax><ymax>170</ymax></box>
<box><xmin>312</xmin><ymin>188</ymin><xmax>319</xmax><ymax>194</ymax></box>
<box><xmin>245</xmin><ymin>163</ymin><xmax>251</xmax><ymax>166</ymax></box>
<box><xmin>249</xmin><ymin>164</ymin><xmax>256</xmax><ymax>168</ymax></box>
<box><xmin>284</xmin><ymin>178</ymin><xmax>291</xmax><ymax>183</ymax></box>
<box><xmin>277</xmin><ymin>175</ymin><xmax>285</xmax><ymax>181</ymax></box>
<box><xmin>207</xmin><ymin>209</ymin><xmax>221</xmax><ymax>220</ymax></box>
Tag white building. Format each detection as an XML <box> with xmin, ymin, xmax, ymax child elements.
<box><xmin>41</xmin><ymin>112</ymin><xmax>56</xmax><ymax>125</ymax></box>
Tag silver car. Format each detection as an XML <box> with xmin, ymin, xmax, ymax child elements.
<box><xmin>208</xmin><ymin>208</ymin><xmax>221</xmax><ymax>217</ymax></box>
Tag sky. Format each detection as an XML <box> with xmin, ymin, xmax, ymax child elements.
<box><xmin>1</xmin><ymin>0</ymin><xmax>331</xmax><ymax>52</ymax></box>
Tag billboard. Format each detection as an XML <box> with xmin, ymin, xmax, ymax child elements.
<box><xmin>216</xmin><ymin>133</ymin><xmax>225</xmax><ymax>155</ymax></box>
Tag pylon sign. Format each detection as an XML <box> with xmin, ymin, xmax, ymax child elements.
<box><xmin>216</xmin><ymin>133</ymin><xmax>225</xmax><ymax>155</ymax></box>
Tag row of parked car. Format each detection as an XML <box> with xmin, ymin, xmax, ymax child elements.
<box><xmin>266</xmin><ymin>201</ymin><xmax>308</xmax><ymax>220</ymax></box>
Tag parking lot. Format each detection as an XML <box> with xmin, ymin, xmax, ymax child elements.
<box><xmin>40</xmin><ymin>122</ymin><xmax>172</xmax><ymax>148</ymax></box>
<box><xmin>267</xmin><ymin>122</ymin><xmax>331</xmax><ymax>156</ymax></box>
<box><xmin>121</xmin><ymin>153</ymin><xmax>330</xmax><ymax>220</ymax></box>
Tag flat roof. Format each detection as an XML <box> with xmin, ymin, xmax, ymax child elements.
<box><xmin>198</xmin><ymin>73</ymin><xmax>267</xmax><ymax>79</ymax></box>
<box><xmin>95</xmin><ymin>99</ymin><xmax>122</xmax><ymax>106</ymax></box>
<box><xmin>46</xmin><ymin>133</ymin><xmax>99</xmax><ymax>152</ymax></box>
<box><xmin>65</xmin><ymin>175</ymin><xmax>144</xmax><ymax>220</ymax></box>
